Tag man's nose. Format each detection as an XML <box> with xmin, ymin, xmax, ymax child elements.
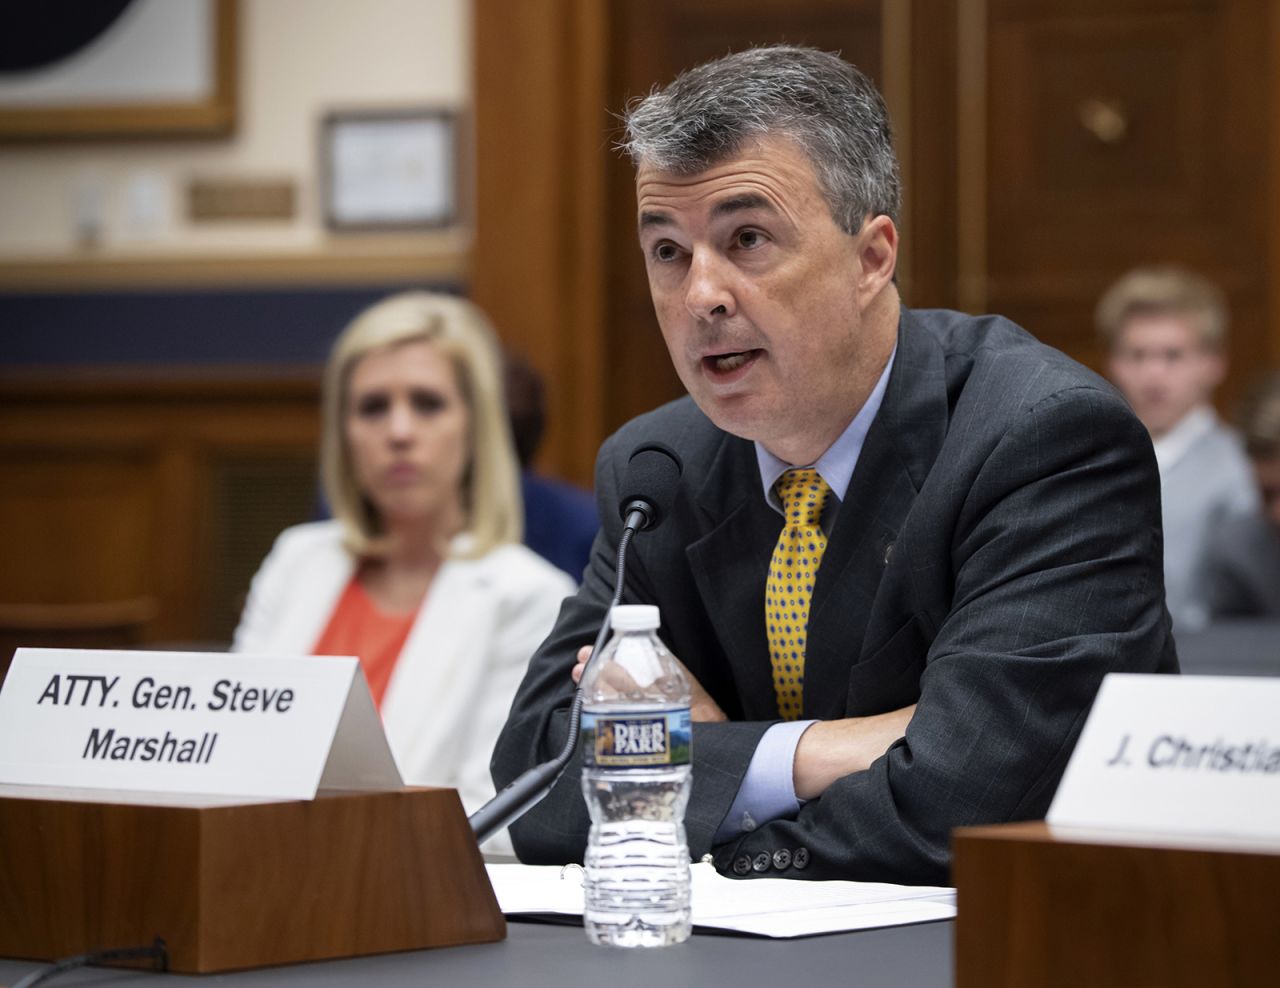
<box><xmin>684</xmin><ymin>251</ymin><xmax>734</xmax><ymax>321</ymax></box>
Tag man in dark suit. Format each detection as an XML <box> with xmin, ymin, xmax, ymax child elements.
<box><xmin>492</xmin><ymin>45</ymin><xmax>1177</xmax><ymax>885</ymax></box>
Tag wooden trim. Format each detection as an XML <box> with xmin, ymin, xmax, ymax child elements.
<box><xmin>471</xmin><ymin>0</ymin><xmax>608</xmax><ymax>487</ymax></box>
<box><xmin>956</xmin><ymin>0</ymin><xmax>988</xmax><ymax>312</ymax></box>
<box><xmin>882</xmin><ymin>0</ymin><xmax>913</xmax><ymax>292</ymax></box>
<box><xmin>0</xmin><ymin>245</ymin><xmax>468</xmax><ymax>292</ymax></box>
<box><xmin>1271</xmin><ymin>0</ymin><xmax>1280</xmax><ymax>365</ymax></box>
<box><xmin>904</xmin><ymin>0</ymin><xmax>959</xmax><ymax>309</ymax></box>
<box><xmin>0</xmin><ymin>598</ymin><xmax>157</xmax><ymax>630</ymax></box>
<box><xmin>560</xmin><ymin>0</ymin><xmax>608</xmax><ymax>487</ymax></box>
<box><xmin>0</xmin><ymin>0</ymin><xmax>238</xmax><ymax>142</ymax></box>
<box><xmin>0</xmin><ymin>367</ymin><xmax>321</xmax><ymax>402</ymax></box>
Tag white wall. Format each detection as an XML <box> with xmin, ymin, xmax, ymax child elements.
<box><xmin>0</xmin><ymin>0</ymin><xmax>471</xmax><ymax>259</ymax></box>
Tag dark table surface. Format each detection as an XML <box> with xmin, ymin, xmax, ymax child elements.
<box><xmin>1174</xmin><ymin>619</ymin><xmax>1280</xmax><ymax>677</ymax></box>
<box><xmin>0</xmin><ymin>916</ymin><xmax>954</xmax><ymax>988</ymax></box>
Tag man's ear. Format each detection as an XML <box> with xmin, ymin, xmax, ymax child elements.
<box><xmin>856</xmin><ymin>214</ymin><xmax>898</xmax><ymax>303</ymax></box>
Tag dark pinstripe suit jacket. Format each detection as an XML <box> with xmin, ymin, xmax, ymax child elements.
<box><xmin>491</xmin><ymin>307</ymin><xmax>1179</xmax><ymax>885</ymax></box>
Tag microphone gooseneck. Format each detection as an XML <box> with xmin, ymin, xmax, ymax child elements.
<box><xmin>468</xmin><ymin>443</ymin><xmax>683</xmax><ymax>847</ymax></box>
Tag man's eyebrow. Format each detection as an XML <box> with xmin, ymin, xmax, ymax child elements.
<box><xmin>711</xmin><ymin>193</ymin><xmax>774</xmax><ymax>219</ymax></box>
<box><xmin>638</xmin><ymin>211</ymin><xmax>672</xmax><ymax>230</ymax></box>
<box><xmin>638</xmin><ymin>193</ymin><xmax>776</xmax><ymax>231</ymax></box>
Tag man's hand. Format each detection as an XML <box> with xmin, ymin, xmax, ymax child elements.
<box><xmin>793</xmin><ymin>705</ymin><xmax>916</xmax><ymax>800</ymax></box>
<box><xmin>571</xmin><ymin>645</ymin><xmax>728</xmax><ymax>722</ymax></box>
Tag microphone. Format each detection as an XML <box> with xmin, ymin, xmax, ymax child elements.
<box><xmin>618</xmin><ymin>442</ymin><xmax>683</xmax><ymax>532</ymax></box>
<box><xmin>469</xmin><ymin>442</ymin><xmax>683</xmax><ymax>847</ymax></box>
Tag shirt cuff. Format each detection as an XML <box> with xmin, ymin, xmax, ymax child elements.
<box><xmin>713</xmin><ymin>719</ymin><xmax>816</xmax><ymax>844</ymax></box>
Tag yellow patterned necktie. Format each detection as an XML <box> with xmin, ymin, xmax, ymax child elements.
<box><xmin>766</xmin><ymin>468</ymin><xmax>832</xmax><ymax>720</ymax></box>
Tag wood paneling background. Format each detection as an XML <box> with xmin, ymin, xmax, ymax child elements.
<box><xmin>3</xmin><ymin>0</ymin><xmax>1276</xmax><ymax>651</ymax></box>
<box><xmin>474</xmin><ymin>0</ymin><xmax>1278</xmax><ymax>484</ymax></box>
<box><xmin>982</xmin><ymin>0</ymin><xmax>1270</xmax><ymax>406</ymax></box>
<box><xmin>0</xmin><ymin>372</ymin><xmax>320</xmax><ymax>652</ymax></box>
<box><xmin>599</xmin><ymin>0</ymin><xmax>887</xmax><ymax>438</ymax></box>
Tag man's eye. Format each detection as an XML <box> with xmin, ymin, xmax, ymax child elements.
<box><xmin>737</xmin><ymin>229</ymin><xmax>765</xmax><ymax>249</ymax></box>
<box><xmin>653</xmin><ymin>242</ymin><xmax>680</xmax><ymax>262</ymax></box>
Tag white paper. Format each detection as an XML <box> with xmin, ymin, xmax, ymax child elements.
<box><xmin>1049</xmin><ymin>673</ymin><xmax>1280</xmax><ymax>840</ymax></box>
<box><xmin>0</xmin><ymin>648</ymin><xmax>401</xmax><ymax>801</ymax></box>
<box><xmin>485</xmin><ymin>862</ymin><xmax>955</xmax><ymax>937</ymax></box>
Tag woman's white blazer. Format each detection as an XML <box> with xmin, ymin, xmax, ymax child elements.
<box><xmin>232</xmin><ymin>521</ymin><xmax>574</xmax><ymax>853</ymax></box>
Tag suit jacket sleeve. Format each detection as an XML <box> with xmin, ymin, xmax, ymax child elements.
<box><xmin>707</xmin><ymin>385</ymin><xmax>1171</xmax><ymax>884</ymax></box>
<box><xmin>494</xmin><ymin>384</ymin><xmax>1173</xmax><ymax>884</ymax></box>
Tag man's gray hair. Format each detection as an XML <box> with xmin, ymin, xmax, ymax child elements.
<box><xmin>621</xmin><ymin>44</ymin><xmax>901</xmax><ymax>234</ymax></box>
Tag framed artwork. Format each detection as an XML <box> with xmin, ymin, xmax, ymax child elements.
<box><xmin>0</xmin><ymin>0</ymin><xmax>237</xmax><ymax>141</ymax></box>
<box><xmin>321</xmin><ymin>108</ymin><xmax>460</xmax><ymax>231</ymax></box>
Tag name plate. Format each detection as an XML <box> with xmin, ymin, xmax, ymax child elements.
<box><xmin>1048</xmin><ymin>673</ymin><xmax>1280</xmax><ymax>840</ymax></box>
<box><xmin>0</xmin><ymin>648</ymin><xmax>402</xmax><ymax>800</ymax></box>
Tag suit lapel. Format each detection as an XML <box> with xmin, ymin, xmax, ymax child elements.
<box><xmin>686</xmin><ymin>432</ymin><xmax>784</xmax><ymax>721</ymax></box>
<box><xmin>804</xmin><ymin>308</ymin><xmax>950</xmax><ymax>719</ymax></box>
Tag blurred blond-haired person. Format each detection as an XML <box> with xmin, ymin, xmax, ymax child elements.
<box><xmin>234</xmin><ymin>292</ymin><xmax>573</xmax><ymax>852</ymax></box>
<box><xmin>1098</xmin><ymin>267</ymin><xmax>1257</xmax><ymax>629</ymax></box>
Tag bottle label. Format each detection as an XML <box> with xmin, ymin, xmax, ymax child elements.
<box><xmin>582</xmin><ymin>708</ymin><xmax>691</xmax><ymax>768</ymax></box>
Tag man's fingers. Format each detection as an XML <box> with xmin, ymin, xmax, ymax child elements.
<box><xmin>571</xmin><ymin>642</ymin><xmax>724</xmax><ymax>722</ymax></box>
<box><xmin>571</xmin><ymin>645</ymin><xmax>592</xmax><ymax>684</ymax></box>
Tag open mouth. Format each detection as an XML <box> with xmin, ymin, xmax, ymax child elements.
<box><xmin>704</xmin><ymin>349</ymin><xmax>762</xmax><ymax>375</ymax></box>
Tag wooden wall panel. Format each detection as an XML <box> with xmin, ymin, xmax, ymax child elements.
<box><xmin>473</xmin><ymin>0</ymin><xmax>1278</xmax><ymax>472</ymax></box>
<box><xmin>471</xmin><ymin>0</ymin><xmax>608</xmax><ymax>488</ymax></box>
<box><xmin>473</xmin><ymin>0</ymin><xmax>891</xmax><ymax>477</ymax></box>
<box><xmin>0</xmin><ymin>372</ymin><xmax>321</xmax><ymax>648</ymax></box>
<box><xmin>0</xmin><ymin>454</ymin><xmax>159</xmax><ymax>604</ymax></box>
<box><xmin>985</xmin><ymin>0</ymin><xmax>1270</xmax><ymax>400</ymax></box>
<box><xmin>602</xmin><ymin>0</ymin><xmax>886</xmax><ymax>436</ymax></box>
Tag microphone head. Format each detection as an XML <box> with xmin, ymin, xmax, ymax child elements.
<box><xmin>618</xmin><ymin>442</ymin><xmax>683</xmax><ymax>531</ymax></box>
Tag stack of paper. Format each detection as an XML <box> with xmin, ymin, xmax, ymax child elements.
<box><xmin>485</xmin><ymin>862</ymin><xmax>955</xmax><ymax>937</ymax></box>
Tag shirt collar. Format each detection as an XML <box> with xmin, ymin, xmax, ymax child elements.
<box><xmin>755</xmin><ymin>345</ymin><xmax>897</xmax><ymax>512</ymax></box>
<box><xmin>1152</xmin><ymin>405</ymin><xmax>1216</xmax><ymax>475</ymax></box>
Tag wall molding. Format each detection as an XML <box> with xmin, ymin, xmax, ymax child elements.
<box><xmin>0</xmin><ymin>246</ymin><xmax>467</xmax><ymax>292</ymax></box>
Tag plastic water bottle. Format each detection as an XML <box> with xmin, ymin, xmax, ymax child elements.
<box><xmin>580</xmin><ymin>604</ymin><xmax>692</xmax><ymax>947</ymax></box>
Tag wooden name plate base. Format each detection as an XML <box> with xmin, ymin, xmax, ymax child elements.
<box><xmin>0</xmin><ymin>787</ymin><xmax>505</xmax><ymax>973</ymax></box>
<box><xmin>953</xmin><ymin>821</ymin><xmax>1280</xmax><ymax>988</ymax></box>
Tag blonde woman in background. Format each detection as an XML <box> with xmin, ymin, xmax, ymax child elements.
<box><xmin>234</xmin><ymin>292</ymin><xmax>574</xmax><ymax>853</ymax></box>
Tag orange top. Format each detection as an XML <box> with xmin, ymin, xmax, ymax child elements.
<box><xmin>312</xmin><ymin>578</ymin><xmax>418</xmax><ymax>710</ymax></box>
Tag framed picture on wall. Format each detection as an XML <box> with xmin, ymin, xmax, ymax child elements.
<box><xmin>321</xmin><ymin>108</ymin><xmax>460</xmax><ymax>231</ymax></box>
<box><xmin>0</xmin><ymin>0</ymin><xmax>237</xmax><ymax>141</ymax></box>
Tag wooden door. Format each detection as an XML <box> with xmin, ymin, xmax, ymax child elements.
<box><xmin>979</xmin><ymin>0</ymin><xmax>1272</xmax><ymax>403</ymax></box>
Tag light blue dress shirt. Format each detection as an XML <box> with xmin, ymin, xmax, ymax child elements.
<box><xmin>714</xmin><ymin>346</ymin><xmax>896</xmax><ymax>843</ymax></box>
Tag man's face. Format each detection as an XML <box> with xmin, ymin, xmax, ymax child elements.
<box><xmin>1106</xmin><ymin>314</ymin><xmax>1225</xmax><ymax>439</ymax></box>
<box><xmin>635</xmin><ymin>136</ymin><xmax>895</xmax><ymax>465</ymax></box>
<box><xmin>1252</xmin><ymin>456</ymin><xmax>1280</xmax><ymax>533</ymax></box>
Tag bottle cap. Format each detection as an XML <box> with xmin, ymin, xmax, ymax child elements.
<box><xmin>610</xmin><ymin>604</ymin><xmax>660</xmax><ymax>631</ymax></box>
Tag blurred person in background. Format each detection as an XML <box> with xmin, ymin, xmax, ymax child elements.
<box><xmin>1097</xmin><ymin>266</ymin><xmax>1257</xmax><ymax>630</ymax></box>
<box><xmin>234</xmin><ymin>292</ymin><xmax>574</xmax><ymax>852</ymax></box>
<box><xmin>503</xmin><ymin>349</ymin><xmax>599</xmax><ymax>581</ymax></box>
<box><xmin>1202</xmin><ymin>372</ymin><xmax>1280</xmax><ymax>619</ymax></box>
